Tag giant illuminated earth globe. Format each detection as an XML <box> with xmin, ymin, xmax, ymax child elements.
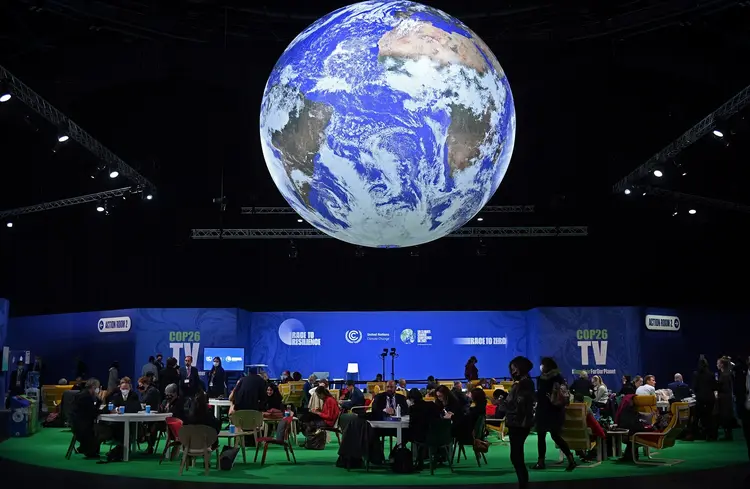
<box><xmin>260</xmin><ymin>1</ymin><xmax>515</xmax><ymax>248</ymax></box>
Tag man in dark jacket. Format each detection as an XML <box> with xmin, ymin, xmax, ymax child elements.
<box><xmin>502</xmin><ymin>356</ymin><xmax>536</xmax><ymax>489</ymax></box>
<box><xmin>71</xmin><ymin>378</ymin><xmax>103</xmax><ymax>459</ymax></box>
<box><xmin>340</xmin><ymin>380</ymin><xmax>365</xmax><ymax>410</ymax></box>
<box><xmin>231</xmin><ymin>367</ymin><xmax>266</xmax><ymax>412</ymax></box>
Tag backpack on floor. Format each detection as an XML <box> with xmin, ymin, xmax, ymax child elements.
<box><xmin>304</xmin><ymin>429</ymin><xmax>327</xmax><ymax>450</ymax></box>
<box><xmin>390</xmin><ymin>444</ymin><xmax>414</xmax><ymax>473</ymax></box>
<box><xmin>219</xmin><ymin>445</ymin><xmax>240</xmax><ymax>470</ymax></box>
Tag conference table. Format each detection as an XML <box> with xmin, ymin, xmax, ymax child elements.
<box><xmin>209</xmin><ymin>398</ymin><xmax>231</xmax><ymax>418</ymax></box>
<box><xmin>368</xmin><ymin>415</ymin><xmax>410</xmax><ymax>446</ymax></box>
<box><xmin>98</xmin><ymin>412</ymin><xmax>171</xmax><ymax>462</ymax></box>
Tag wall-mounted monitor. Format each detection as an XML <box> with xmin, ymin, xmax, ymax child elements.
<box><xmin>203</xmin><ymin>348</ymin><xmax>245</xmax><ymax>371</ymax></box>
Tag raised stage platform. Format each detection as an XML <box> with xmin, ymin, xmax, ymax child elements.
<box><xmin>0</xmin><ymin>428</ymin><xmax>748</xmax><ymax>488</ymax></box>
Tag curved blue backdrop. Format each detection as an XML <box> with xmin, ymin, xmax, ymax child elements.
<box><xmin>4</xmin><ymin>305</ymin><xmax>746</xmax><ymax>389</ymax></box>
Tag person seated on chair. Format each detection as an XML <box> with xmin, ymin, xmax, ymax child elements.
<box><xmin>406</xmin><ymin>387</ymin><xmax>446</xmax><ymax>468</ymax></box>
<box><xmin>371</xmin><ymin>380</ymin><xmax>409</xmax><ymax>420</ymax></box>
<box><xmin>264</xmin><ymin>383</ymin><xmax>283</xmax><ymax>412</ymax></box>
<box><xmin>184</xmin><ymin>390</ymin><xmax>220</xmax><ymax>450</ymax></box>
<box><xmin>340</xmin><ymin>380</ymin><xmax>364</xmax><ymax>411</ymax></box>
<box><xmin>71</xmin><ymin>378</ymin><xmax>103</xmax><ymax>459</ymax></box>
<box><xmin>455</xmin><ymin>387</ymin><xmax>487</xmax><ymax>445</ymax></box>
<box><xmin>137</xmin><ymin>376</ymin><xmax>161</xmax><ymax>454</ymax></box>
<box><xmin>160</xmin><ymin>383</ymin><xmax>185</xmax><ymax>419</ymax></box>
<box><xmin>306</xmin><ymin>386</ymin><xmax>340</xmax><ymax>429</ymax></box>
<box><xmin>109</xmin><ymin>377</ymin><xmax>142</xmax><ymax>413</ymax></box>
<box><xmin>615</xmin><ymin>394</ymin><xmax>656</xmax><ymax>462</ymax></box>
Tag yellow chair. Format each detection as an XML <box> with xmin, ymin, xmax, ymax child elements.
<box><xmin>329</xmin><ymin>389</ymin><xmax>340</xmax><ymax>400</ymax></box>
<box><xmin>557</xmin><ymin>403</ymin><xmax>601</xmax><ymax>467</ymax></box>
<box><xmin>281</xmin><ymin>381</ymin><xmax>305</xmax><ymax>408</ymax></box>
<box><xmin>366</xmin><ymin>382</ymin><xmax>385</xmax><ymax>395</ymax></box>
<box><xmin>633</xmin><ymin>395</ymin><xmax>658</xmax><ymax>425</ymax></box>
<box><xmin>631</xmin><ymin>402</ymin><xmax>690</xmax><ymax>466</ymax></box>
<box><xmin>499</xmin><ymin>381</ymin><xmax>514</xmax><ymax>392</ymax></box>
<box><xmin>43</xmin><ymin>385</ymin><xmax>74</xmax><ymax>412</ymax></box>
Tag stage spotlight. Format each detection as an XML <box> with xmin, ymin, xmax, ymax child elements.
<box><xmin>476</xmin><ymin>217</ymin><xmax>484</xmax><ymax>222</ymax></box>
<box><xmin>0</xmin><ymin>80</ymin><xmax>11</xmax><ymax>103</ymax></box>
<box><xmin>6</xmin><ymin>222</ymin><xmax>13</xmax><ymax>228</ymax></box>
<box><xmin>297</xmin><ymin>218</ymin><xmax>303</xmax><ymax>223</ymax></box>
<box><xmin>96</xmin><ymin>205</ymin><xmax>105</xmax><ymax>212</ymax></box>
<box><xmin>713</xmin><ymin>129</ymin><xmax>724</xmax><ymax>138</ymax></box>
<box><xmin>624</xmin><ymin>189</ymin><xmax>631</xmax><ymax>195</ymax></box>
<box><xmin>145</xmin><ymin>194</ymin><xmax>153</xmax><ymax>200</ymax></box>
<box><xmin>688</xmin><ymin>209</ymin><xmax>697</xmax><ymax>215</ymax></box>
<box><xmin>653</xmin><ymin>170</ymin><xmax>663</xmax><ymax>178</ymax></box>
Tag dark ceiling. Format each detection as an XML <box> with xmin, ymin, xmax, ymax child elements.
<box><xmin>0</xmin><ymin>0</ymin><xmax>749</xmax><ymax>315</ymax></box>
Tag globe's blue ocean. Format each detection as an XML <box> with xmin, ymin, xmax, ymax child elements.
<box><xmin>260</xmin><ymin>1</ymin><xmax>516</xmax><ymax>247</ymax></box>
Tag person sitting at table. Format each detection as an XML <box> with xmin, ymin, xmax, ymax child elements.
<box><xmin>71</xmin><ymin>378</ymin><xmax>103</xmax><ymax>459</ymax></box>
<box><xmin>406</xmin><ymin>387</ymin><xmax>446</xmax><ymax>467</ymax></box>
<box><xmin>435</xmin><ymin>384</ymin><xmax>462</xmax><ymax>433</ymax></box>
<box><xmin>110</xmin><ymin>377</ymin><xmax>142</xmax><ymax>413</ymax></box>
<box><xmin>455</xmin><ymin>387</ymin><xmax>487</xmax><ymax>444</ymax></box>
<box><xmin>159</xmin><ymin>383</ymin><xmax>185</xmax><ymax>418</ymax></box>
<box><xmin>207</xmin><ymin>356</ymin><xmax>227</xmax><ymax>398</ymax></box>
<box><xmin>371</xmin><ymin>380</ymin><xmax>409</xmax><ymax>420</ymax></box>
<box><xmin>340</xmin><ymin>379</ymin><xmax>365</xmax><ymax>411</ymax></box>
<box><xmin>306</xmin><ymin>386</ymin><xmax>340</xmax><ymax>429</ymax></box>
<box><xmin>184</xmin><ymin>390</ymin><xmax>221</xmax><ymax>433</ymax></box>
<box><xmin>264</xmin><ymin>383</ymin><xmax>283</xmax><ymax>412</ymax></box>
<box><xmin>137</xmin><ymin>376</ymin><xmax>161</xmax><ymax>454</ymax></box>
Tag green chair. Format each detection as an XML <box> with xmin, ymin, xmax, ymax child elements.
<box><xmin>414</xmin><ymin>418</ymin><xmax>454</xmax><ymax>475</ymax></box>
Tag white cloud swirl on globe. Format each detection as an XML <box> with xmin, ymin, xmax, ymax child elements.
<box><xmin>260</xmin><ymin>1</ymin><xmax>516</xmax><ymax>248</ymax></box>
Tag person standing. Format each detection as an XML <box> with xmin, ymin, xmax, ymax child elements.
<box><xmin>107</xmin><ymin>361</ymin><xmax>120</xmax><ymax>393</ymax></box>
<box><xmin>716</xmin><ymin>357</ymin><xmax>735</xmax><ymax>440</ymax></box>
<box><xmin>207</xmin><ymin>357</ymin><xmax>227</xmax><ymax>398</ymax></box>
<box><xmin>738</xmin><ymin>355</ymin><xmax>750</xmax><ymax>461</ymax></box>
<box><xmin>692</xmin><ymin>358</ymin><xmax>716</xmax><ymax>440</ymax></box>
<box><xmin>533</xmin><ymin>357</ymin><xmax>576</xmax><ymax>471</ymax></box>
<box><xmin>465</xmin><ymin>356</ymin><xmax>479</xmax><ymax>382</ymax></box>
<box><xmin>179</xmin><ymin>355</ymin><xmax>201</xmax><ymax>398</ymax></box>
<box><xmin>500</xmin><ymin>356</ymin><xmax>536</xmax><ymax>489</ymax></box>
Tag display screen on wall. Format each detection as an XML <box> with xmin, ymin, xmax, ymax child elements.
<box><xmin>204</xmin><ymin>348</ymin><xmax>245</xmax><ymax>371</ymax></box>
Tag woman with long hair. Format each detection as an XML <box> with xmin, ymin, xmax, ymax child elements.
<box><xmin>465</xmin><ymin>356</ymin><xmax>479</xmax><ymax>382</ymax></box>
<box><xmin>500</xmin><ymin>356</ymin><xmax>536</xmax><ymax>489</ymax></box>
<box><xmin>591</xmin><ymin>376</ymin><xmax>608</xmax><ymax>404</ymax></box>
<box><xmin>533</xmin><ymin>357</ymin><xmax>575</xmax><ymax>471</ymax></box>
<box><xmin>207</xmin><ymin>356</ymin><xmax>227</xmax><ymax>398</ymax></box>
<box><xmin>265</xmin><ymin>383</ymin><xmax>283</xmax><ymax>411</ymax></box>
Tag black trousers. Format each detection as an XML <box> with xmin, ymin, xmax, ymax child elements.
<box><xmin>537</xmin><ymin>428</ymin><xmax>572</xmax><ymax>461</ymax></box>
<box><xmin>693</xmin><ymin>398</ymin><xmax>715</xmax><ymax>438</ymax></box>
<box><xmin>508</xmin><ymin>427</ymin><xmax>531</xmax><ymax>489</ymax></box>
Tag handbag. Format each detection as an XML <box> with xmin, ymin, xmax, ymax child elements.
<box><xmin>473</xmin><ymin>438</ymin><xmax>490</xmax><ymax>453</ymax></box>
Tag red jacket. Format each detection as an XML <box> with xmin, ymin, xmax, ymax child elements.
<box><xmin>318</xmin><ymin>396</ymin><xmax>340</xmax><ymax>427</ymax></box>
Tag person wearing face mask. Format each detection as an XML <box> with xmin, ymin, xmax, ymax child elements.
<box><xmin>500</xmin><ymin>356</ymin><xmax>536</xmax><ymax>489</ymax></box>
<box><xmin>207</xmin><ymin>357</ymin><xmax>227</xmax><ymax>398</ymax></box>
<box><xmin>71</xmin><ymin>378</ymin><xmax>103</xmax><ymax>459</ymax></box>
<box><xmin>159</xmin><ymin>383</ymin><xmax>185</xmax><ymax>419</ymax></box>
<box><xmin>280</xmin><ymin>370</ymin><xmax>291</xmax><ymax>384</ymax></box>
<box><xmin>109</xmin><ymin>378</ymin><xmax>141</xmax><ymax>413</ymax></box>
<box><xmin>179</xmin><ymin>355</ymin><xmax>201</xmax><ymax>398</ymax></box>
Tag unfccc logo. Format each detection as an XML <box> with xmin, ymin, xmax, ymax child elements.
<box><xmin>345</xmin><ymin>330</ymin><xmax>363</xmax><ymax>344</ymax></box>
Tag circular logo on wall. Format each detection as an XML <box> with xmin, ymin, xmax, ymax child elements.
<box><xmin>400</xmin><ymin>329</ymin><xmax>415</xmax><ymax>344</ymax></box>
<box><xmin>278</xmin><ymin>318</ymin><xmax>306</xmax><ymax>346</ymax></box>
<box><xmin>345</xmin><ymin>330</ymin><xmax>362</xmax><ymax>344</ymax></box>
<box><xmin>673</xmin><ymin>318</ymin><xmax>680</xmax><ymax>330</ymax></box>
<box><xmin>205</xmin><ymin>356</ymin><xmax>212</xmax><ymax>362</ymax></box>
<box><xmin>225</xmin><ymin>356</ymin><xmax>233</xmax><ymax>363</ymax></box>
<box><xmin>98</xmin><ymin>320</ymin><xmax>105</xmax><ymax>332</ymax></box>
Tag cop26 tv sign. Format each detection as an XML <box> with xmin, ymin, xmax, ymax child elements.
<box><xmin>645</xmin><ymin>314</ymin><xmax>680</xmax><ymax>332</ymax></box>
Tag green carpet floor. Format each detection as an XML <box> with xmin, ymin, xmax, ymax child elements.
<box><xmin>0</xmin><ymin>428</ymin><xmax>745</xmax><ymax>485</ymax></box>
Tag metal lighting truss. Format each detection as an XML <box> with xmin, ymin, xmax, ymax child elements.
<box><xmin>241</xmin><ymin>205</ymin><xmax>535</xmax><ymax>215</ymax></box>
<box><xmin>613</xmin><ymin>83</ymin><xmax>750</xmax><ymax>194</ymax></box>
<box><xmin>0</xmin><ymin>65</ymin><xmax>156</xmax><ymax>193</ymax></box>
<box><xmin>190</xmin><ymin>226</ymin><xmax>588</xmax><ymax>239</ymax></box>
<box><xmin>0</xmin><ymin>187</ymin><xmax>133</xmax><ymax>219</ymax></box>
<box><xmin>641</xmin><ymin>186</ymin><xmax>750</xmax><ymax>214</ymax></box>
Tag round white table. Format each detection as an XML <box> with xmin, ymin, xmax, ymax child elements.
<box><xmin>368</xmin><ymin>415</ymin><xmax>410</xmax><ymax>446</ymax></box>
<box><xmin>209</xmin><ymin>398</ymin><xmax>231</xmax><ymax>418</ymax></box>
<box><xmin>98</xmin><ymin>412</ymin><xmax>171</xmax><ymax>461</ymax></box>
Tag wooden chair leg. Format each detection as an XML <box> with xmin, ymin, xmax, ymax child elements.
<box><xmin>159</xmin><ymin>439</ymin><xmax>172</xmax><ymax>464</ymax></box>
<box><xmin>203</xmin><ymin>452</ymin><xmax>210</xmax><ymax>475</ymax></box>
<box><xmin>261</xmin><ymin>443</ymin><xmax>269</xmax><ymax>466</ymax></box>
<box><xmin>254</xmin><ymin>441</ymin><xmax>262</xmax><ymax>462</ymax></box>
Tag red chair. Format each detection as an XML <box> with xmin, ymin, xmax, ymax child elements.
<box><xmin>254</xmin><ymin>417</ymin><xmax>296</xmax><ymax>466</ymax></box>
<box><xmin>159</xmin><ymin>417</ymin><xmax>183</xmax><ymax>464</ymax></box>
